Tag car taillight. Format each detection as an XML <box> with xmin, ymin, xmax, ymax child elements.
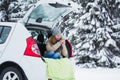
<box><xmin>24</xmin><ymin>36</ymin><xmax>41</xmax><ymax>57</ymax></box>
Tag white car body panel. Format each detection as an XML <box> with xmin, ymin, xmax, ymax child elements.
<box><xmin>20</xmin><ymin>56</ymin><xmax>48</xmax><ymax>80</ymax></box>
<box><xmin>0</xmin><ymin>23</ymin><xmax>16</xmax><ymax>57</ymax></box>
<box><xmin>0</xmin><ymin>23</ymin><xmax>29</xmax><ymax>63</ymax></box>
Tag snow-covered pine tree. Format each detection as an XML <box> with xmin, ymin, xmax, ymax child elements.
<box><xmin>0</xmin><ymin>0</ymin><xmax>10</xmax><ymax>21</ymax></box>
<box><xmin>58</xmin><ymin>0</ymin><xmax>120</xmax><ymax>68</ymax></box>
<box><xmin>0</xmin><ymin>0</ymin><xmax>32</xmax><ymax>22</ymax></box>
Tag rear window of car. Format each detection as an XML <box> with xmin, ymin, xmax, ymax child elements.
<box><xmin>30</xmin><ymin>3</ymin><xmax>68</xmax><ymax>21</ymax></box>
<box><xmin>0</xmin><ymin>26</ymin><xmax>11</xmax><ymax>44</ymax></box>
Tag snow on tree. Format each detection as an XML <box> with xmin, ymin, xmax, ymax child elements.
<box><xmin>0</xmin><ymin>0</ymin><xmax>32</xmax><ymax>22</ymax></box>
<box><xmin>57</xmin><ymin>0</ymin><xmax>120</xmax><ymax>68</ymax></box>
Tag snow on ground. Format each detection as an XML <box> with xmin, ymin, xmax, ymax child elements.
<box><xmin>71</xmin><ymin>58</ymin><xmax>120</xmax><ymax>80</ymax></box>
<box><xmin>74</xmin><ymin>67</ymin><xmax>120</xmax><ymax>80</ymax></box>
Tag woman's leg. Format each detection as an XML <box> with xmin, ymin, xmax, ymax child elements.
<box><xmin>44</xmin><ymin>51</ymin><xmax>54</xmax><ymax>58</ymax></box>
<box><xmin>52</xmin><ymin>52</ymin><xmax>61</xmax><ymax>59</ymax></box>
<box><xmin>44</xmin><ymin>51</ymin><xmax>61</xmax><ymax>59</ymax></box>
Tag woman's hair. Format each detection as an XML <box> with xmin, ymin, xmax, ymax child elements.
<box><xmin>49</xmin><ymin>36</ymin><xmax>56</xmax><ymax>44</ymax></box>
<box><xmin>49</xmin><ymin>35</ymin><xmax>63</xmax><ymax>44</ymax></box>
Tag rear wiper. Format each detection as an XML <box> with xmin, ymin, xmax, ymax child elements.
<box><xmin>49</xmin><ymin>2</ymin><xmax>71</xmax><ymax>8</ymax></box>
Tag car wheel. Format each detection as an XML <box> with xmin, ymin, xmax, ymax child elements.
<box><xmin>0</xmin><ymin>67</ymin><xmax>24</xmax><ymax>80</ymax></box>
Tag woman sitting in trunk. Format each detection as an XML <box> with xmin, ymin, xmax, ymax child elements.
<box><xmin>44</xmin><ymin>27</ymin><xmax>68</xmax><ymax>59</ymax></box>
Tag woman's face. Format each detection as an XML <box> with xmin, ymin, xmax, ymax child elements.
<box><xmin>55</xmin><ymin>34</ymin><xmax>62</xmax><ymax>40</ymax></box>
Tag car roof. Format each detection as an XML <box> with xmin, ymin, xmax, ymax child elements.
<box><xmin>0</xmin><ymin>22</ymin><xmax>16</xmax><ymax>27</ymax></box>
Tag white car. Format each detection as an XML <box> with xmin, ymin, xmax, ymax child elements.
<box><xmin>0</xmin><ymin>22</ymin><xmax>47</xmax><ymax>80</ymax></box>
<box><xmin>0</xmin><ymin>22</ymin><xmax>73</xmax><ymax>80</ymax></box>
<box><xmin>0</xmin><ymin>1</ymin><xmax>73</xmax><ymax>80</ymax></box>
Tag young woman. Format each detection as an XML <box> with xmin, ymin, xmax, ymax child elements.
<box><xmin>44</xmin><ymin>27</ymin><xmax>68</xmax><ymax>59</ymax></box>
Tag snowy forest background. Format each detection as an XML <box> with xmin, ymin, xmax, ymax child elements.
<box><xmin>0</xmin><ymin>0</ymin><xmax>120</xmax><ymax>68</ymax></box>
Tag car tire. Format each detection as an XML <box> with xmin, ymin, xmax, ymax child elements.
<box><xmin>0</xmin><ymin>67</ymin><xmax>25</xmax><ymax>80</ymax></box>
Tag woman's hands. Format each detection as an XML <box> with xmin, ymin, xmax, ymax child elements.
<box><xmin>59</xmin><ymin>40</ymin><xmax>65</xmax><ymax>44</ymax></box>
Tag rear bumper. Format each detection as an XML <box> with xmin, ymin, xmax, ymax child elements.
<box><xmin>19</xmin><ymin>56</ymin><xmax>48</xmax><ymax>80</ymax></box>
